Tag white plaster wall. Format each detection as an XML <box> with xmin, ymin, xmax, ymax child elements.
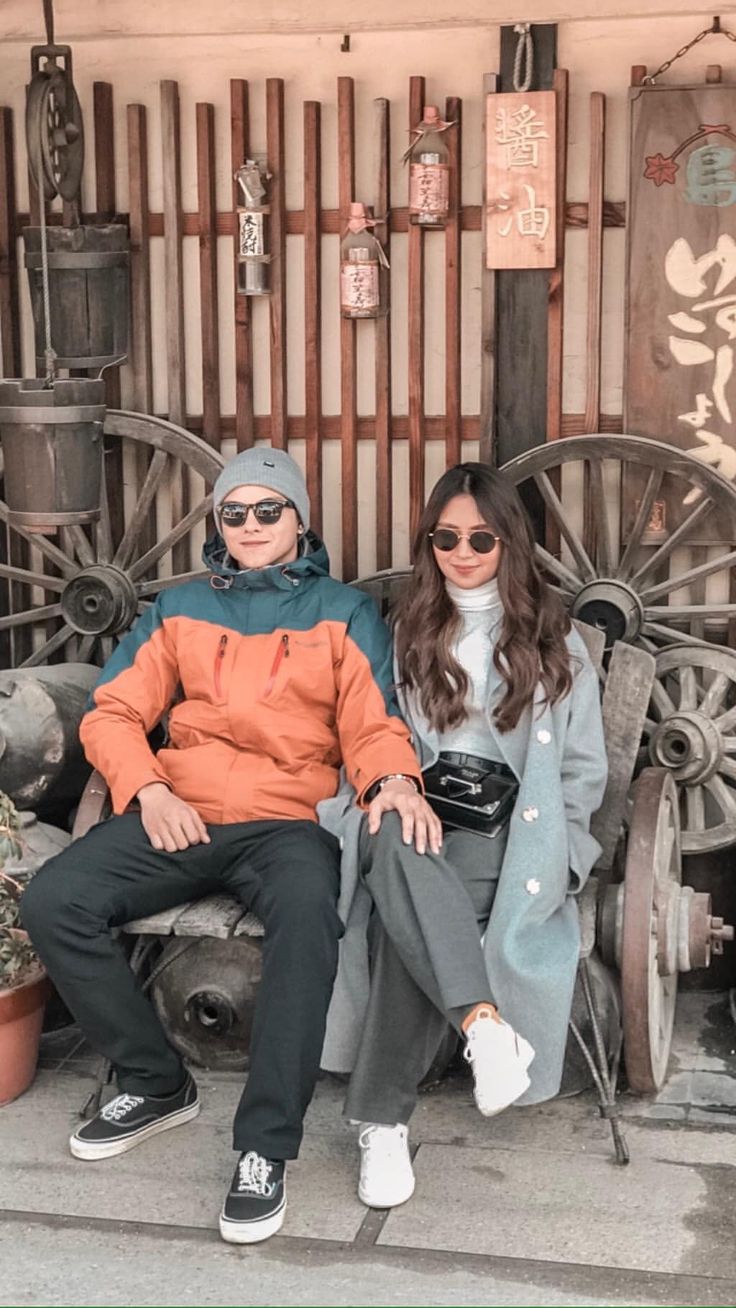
<box><xmin>0</xmin><ymin>1</ymin><xmax>732</xmax><ymax>571</ymax></box>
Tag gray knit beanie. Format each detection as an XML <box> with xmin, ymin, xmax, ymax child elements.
<box><xmin>213</xmin><ymin>448</ymin><xmax>310</xmax><ymax>530</ymax></box>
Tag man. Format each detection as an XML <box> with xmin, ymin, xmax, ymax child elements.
<box><xmin>23</xmin><ymin>448</ymin><xmax>439</xmax><ymax>1245</ymax></box>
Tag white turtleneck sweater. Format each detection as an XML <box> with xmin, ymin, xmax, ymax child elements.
<box><xmin>438</xmin><ymin>577</ymin><xmax>505</xmax><ymax>762</ymax></box>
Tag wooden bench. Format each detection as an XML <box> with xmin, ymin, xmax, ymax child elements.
<box><xmin>72</xmin><ymin>570</ymin><xmax>665</xmax><ymax>1165</ymax></box>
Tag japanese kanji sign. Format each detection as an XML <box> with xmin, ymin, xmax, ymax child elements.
<box><xmin>625</xmin><ymin>84</ymin><xmax>736</xmax><ymax>542</ymax></box>
<box><xmin>485</xmin><ymin>91</ymin><xmax>557</xmax><ymax>270</ymax></box>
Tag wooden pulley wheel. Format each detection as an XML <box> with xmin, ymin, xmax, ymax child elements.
<box><xmin>0</xmin><ymin>411</ymin><xmax>224</xmax><ymax>668</ymax></box>
<box><xmin>26</xmin><ymin>60</ymin><xmax>84</xmax><ymax>202</ymax></box>
<box><xmin>620</xmin><ymin>767</ymin><xmax>681</xmax><ymax>1093</ymax></box>
<box><xmin>502</xmin><ymin>434</ymin><xmax>736</xmax><ymax>652</ymax></box>
<box><xmin>642</xmin><ymin>644</ymin><xmax>736</xmax><ymax>853</ymax></box>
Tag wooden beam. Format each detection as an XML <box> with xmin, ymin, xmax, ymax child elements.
<box><xmin>445</xmin><ymin>95</ymin><xmax>462</xmax><ymax>470</ymax></box>
<box><xmin>338</xmin><ymin>76</ymin><xmax>357</xmax><ymax>579</ymax></box>
<box><xmin>480</xmin><ymin>73</ymin><xmax>498</xmax><ymax>464</ymax></box>
<box><xmin>0</xmin><ymin>107</ymin><xmax>20</xmax><ymax>378</ymax></box>
<box><xmin>407</xmin><ymin>74</ymin><xmax>426</xmax><ymax>546</ymax></box>
<box><xmin>127</xmin><ymin>104</ymin><xmax>153</xmax><ymax>414</ymax></box>
<box><xmin>230</xmin><ymin>80</ymin><xmax>255</xmax><ymax>450</ymax></box>
<box><xmin>303</xmin><ymin>99</ymin><xmax>322</xmax><ymax>536</ymax></box>
<box><xmin>266</xmin><ymin>78</ymin><xmax>287</xmax><ymax>449</ymax></box>
<box><xmin>374</xmin><ymin>97</ymin><xmax>393</xmax><ymax>570</ymax></box>
<box><xmin>196</xmin><ymin>102</ymin><xmax>221</xmax><ymax>449</ymax></box>
<box><xmin>584</xmin><ymin>92</ymin><xmax>605</xmax><ymax>434</ymax></box>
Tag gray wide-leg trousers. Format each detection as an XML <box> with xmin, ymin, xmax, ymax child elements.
<box><xmin>344</xmin><ymin>811</ymin><xmax>508</xmax><ymax>1126</ymax></box>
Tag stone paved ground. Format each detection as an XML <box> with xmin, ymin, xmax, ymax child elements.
<box><xmin>1</xmin><ymin>992</ymin><xmax>735</xmax><ymax>1307</ymax></box>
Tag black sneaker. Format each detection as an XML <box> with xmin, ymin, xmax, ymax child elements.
<box><xmin>219</xmin><ymin>1151</ymin><xmax>287</xmax><ymax>1244</ymax></box>
<box><xmin>70</xmin><ymin>1073</ymin><xmax>200</xmax><ymax>1160</ymax></box>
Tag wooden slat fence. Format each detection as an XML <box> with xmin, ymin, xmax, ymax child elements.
<box><xmin>0</xmin><ymin>71</ymin><xmax>627</xmax><ymax>579</ymax></box>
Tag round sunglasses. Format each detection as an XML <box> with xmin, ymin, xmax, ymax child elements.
<box><xmin>220</xmin><ymin>498</ymin><xmax>296</xmax><ymax>527</ymax></box>
<box><xmin>429</xmin><ymin>527</ymin><xmax>500</xmax><ymax>554</ymax></box>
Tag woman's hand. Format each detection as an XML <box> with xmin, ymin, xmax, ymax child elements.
<box><xmin>137</xmin><ymin>782</ymin><xmax>211</xmax><ymax>852</ymax></box>
<box><xmin>367</xmin><ymin>779</ymin><xmax>443</xmax><ymax>855</ymax></box>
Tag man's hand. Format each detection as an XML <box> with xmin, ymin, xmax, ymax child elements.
<box><xmin>137</xmin><ymin>782</ymin><xmax>211</xmax><ymax>852</ymax></box>
<box><xmin>367</xmin><ymin>779</ymin><xmax>442</xmax><ymax>855</ymax></box>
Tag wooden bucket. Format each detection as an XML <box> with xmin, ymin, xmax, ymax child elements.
<box><xmin>0</xmin><ymin>378</ymin><xmax>105</xmax><ymax>528</ymax></box>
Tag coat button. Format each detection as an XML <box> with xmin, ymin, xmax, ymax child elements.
<box><xmin>536</xmin><ymin>729</ymin><xmax>551</xmax><ymax>745</ymax></box>
<box><xmin>522</xmin><ymin>805</ymin><xmax>539</xmax><ymax>822</ymax></box>
<box><xmin>526</xmin><ymin>878</ymin><xmax>541</xmax><ymax>895</ymax></box>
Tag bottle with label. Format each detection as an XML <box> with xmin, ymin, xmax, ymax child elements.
<box><xmin>340</xmin><ymin>202</ymin><xmax>389</xmax><ymax>319</ymax></box>
<box><xmin>408</xmin><ymin>106</ymin><xmax>451</xmax><ymax>228</ymax></box>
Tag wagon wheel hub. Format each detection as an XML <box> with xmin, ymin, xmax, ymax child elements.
<box><xmin>61</xmin><ymin>564</ymin><xmax>139</xmax><ymax>637</ymax></box>
<box><xmin>186</xmin><ymin>990</ymin><xmax>235</xmax><ymax>1036</ymax></box>
<box><xmin>648</xmin><ymin>710</ymin><xmax>723</xmax><ymax>784</ymax></box>
<box><xmin>570</xmin><ymin>579</ymin><xmax>643</xmax><ymax>647</ymax></box>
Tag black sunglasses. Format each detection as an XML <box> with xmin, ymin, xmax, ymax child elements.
<box><xmin>220</xmin><ymin>498</ymin><xmax>296</xmax><ymax>527</ymax></box>
<box><xmin>429</xmin><ymin>527</ymin><xmax>500</xmax><ymax>554</ymax></box>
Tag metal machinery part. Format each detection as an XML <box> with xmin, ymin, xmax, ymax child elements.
<box><xmin>642</xmin><ymin>644</ymin><xmax>736</xmax><ymax>853</ymax></box>
<box><xmin>150</xmin><ymin>937</ymin><xmax>263</xmax><ymax>1071</ymax></box>
<box><xmin>501</xmin><ymin>434</ymin><xmax>736</xmax><ymax>652</ymax></box>
<box><xmin>0</xmin><ymin>411</ymin><xmax>224</xmax><ymax>668</ymax></box>
<box><xmin>26</xmin><ymin>41</ymin><xmax>84</xmax><ymax>202</ymax></box>
<box><xmin>599</xmin><ymin>769</ymin><xmax>734</xmax><ymax>1093</ymax></box>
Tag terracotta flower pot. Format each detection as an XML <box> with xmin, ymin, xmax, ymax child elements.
<box><xmin>0</xmin><ymin>932</ymin><xmax>51</xmax><ymax>1106</ymax></box>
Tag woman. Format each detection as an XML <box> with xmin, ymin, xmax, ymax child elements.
<box><xmin>328</xmin><ymin>462</ymin><xmax>607</xmax><ymax>1210</ymax></box>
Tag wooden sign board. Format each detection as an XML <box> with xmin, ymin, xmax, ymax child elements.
<box><xmin>485</xmin><ymin>90</ymin><xmax>557</xmax><ymax>270</ymax></box>
<box><xmin>625</xmin><ymin>84</ymin><xmax>736</xmax><ymax>544</ymax></box>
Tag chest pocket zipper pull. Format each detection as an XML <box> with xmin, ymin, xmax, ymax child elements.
<box><xmin>214</xmin><ymin>634</ymin><xmax>228</xmax><ymax>697</ymax></box>
<box><xmin>261</xmin><ymin>634</ymin><xmax>290</xmax><ymax>699</ymax></box>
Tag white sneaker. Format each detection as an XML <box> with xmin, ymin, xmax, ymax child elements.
<box><xmin>463</xmin><ymin>1006</ymin><xmax>535</xmax><ymax>1117</ymax></box>
<box><xmin>358</xmin><ymin>1123</ymin><xmax>415</xmax><ymax>1209</ymax></box>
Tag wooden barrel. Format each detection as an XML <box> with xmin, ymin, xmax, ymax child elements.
<box><xmin>22</xmin><ymin>224</ymin><xmax>129</xmax><ymax>370</ymax></box>
<box><xmin>0</xmin><ymin>378</ymin><xmax>104</xmax><ymax>527</ymax></box>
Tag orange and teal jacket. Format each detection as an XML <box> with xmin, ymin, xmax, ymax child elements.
<box><xmin>80</xmin><ymin>533</ymin><xmax>421</xmax><ymax>824</ymax></box>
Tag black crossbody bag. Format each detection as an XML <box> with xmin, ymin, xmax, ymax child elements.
<box><xmin>422</xmin><ymin>751</ymin><xmax>519</xmax><ymax>839</ymax></box>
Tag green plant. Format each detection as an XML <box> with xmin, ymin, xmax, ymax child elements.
<box><xmin>0</xmin><ymin>793</ymin><xmax>38</xmax><ymax>992</ymax></box>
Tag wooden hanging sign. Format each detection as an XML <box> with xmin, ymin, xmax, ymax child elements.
<box><xmin>625</xmin><ymin>83</ymin><xmax>736</xmax><ymax>543</ymax></box>
<box><xmin>485</xmin><ymin>90</ymin><xmax>557</xmax><ymax>269</ymax></box>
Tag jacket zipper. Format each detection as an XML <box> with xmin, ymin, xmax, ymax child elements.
<box><xmin>214</xmin><ymin>634</ymin><xmax>228</xmax><ymax>697</ymax></box>
<box><xmin>261</xmin><ymin>633</ymin><xmax>290</xmax><ymax>699</ymax></box>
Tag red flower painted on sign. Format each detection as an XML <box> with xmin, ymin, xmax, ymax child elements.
<box><xmin>644</xmin><ymin>153</ymin><xmax>679</xmax><ymax>186</ymax></box>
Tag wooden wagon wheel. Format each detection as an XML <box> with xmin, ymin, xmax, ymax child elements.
<box><xmin>501</xmin><ymin>434</ymin><xmax>736</xmax><ymax>652</ymax></box>
<box><xmin>0</xmin><ymin>411</ymin><xmax>224</xmax><ymax>668</ymax></box>
<box><xmin>620</xmin><ymin>768</ymin><xmax>681</xmax><ymax>1093</ymax></box>
<box><xmin>643</xmin><ymin>644</ymin><xmax>736</xmax><ymax>854</ymax></box>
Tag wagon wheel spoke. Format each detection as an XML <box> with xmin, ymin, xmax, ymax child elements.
<box><xmin>0</xmin><ymin>503</ymin><xmax>78</xmax><ymax>577</ymax></box>
<box><xmin>722</xmin><ymin>735</ymin><xmax>736</xmax><ymax>753</ymax></box>
<box><xmin>699</xmin><ymin>672</ymin><xmax>731</xmax><ymax>719</ymax></box>
<box><xmin>76</xmin><ymin>635</ymin><xmax>97</xmax><ymax>663</ymax></box>
<box><xmin>99</xmin><ymin>636</ymin><xmax>115</xmax><ymax>662</ymax></box>
<box><xmin>532</xmin><ymin>472</ymin><xmax>596</xmax><ymax>582</ymax></box>
<box><xmin>0</xmin><ymin>562</ymin><xmax>66</xmax><ymax>593</ymax></box>
<box><xmin>128</xmin><ymin>497</ymin><xmax>213</xmax><ymax>583</ymax></box>
<box><xmin>585</xmin><ymin>457</ymin><xmax>615</xmax><ymax>577</ymax></box>
<box><xmin>717</xmin><ymin>756</ymin><xmax>736</xmax><ymax>782</ymax></box>
<box><xmin>641</xmin><ymin>621</ymin><xmax>710</xmax><ymax>648</ymax></box>
<box><xmin>630</xmin><ymin>498</ymin><xmax>714</xmax><ymax>588</ymax></box>
<box><xmin>113</xmin><ymin>449</ymin><xmax>169</xmax><ymax>572</ymax></box>
<box><xmin>644</xmin><ymin>603</ymin><xmax>736</xmax><ymax>623</ymax></box>
<box><xmin>94</xmin><ymin>461</ymin><xmax>114</xmax><ymax>566</ymax></box>
<box><xmin>617</xmin><ymin>466</ymin><xmax>664</xmax><ymax>582</ymax></box>
<box><xmin>20</xmin><ymin>623</ymin><xmax>77</xmax><ymax>667</ymax></box>
<box><xmin>685</xmin><ymin>785</ymin><xmax>706</xmax><ymax>833</ymax></box>
<box><xmin>704</xmin><ymin>773</ymin><xmax>736</xmax><ymax>820</ymax></box>
<box><xmin>0</xmin><ymin>602</ymin><xmax>63</xmax><ymax>632</ymax></box>
<box><xmin>136</xmin><ymin>571</ymin><xmax>209</xmax><ymax>598</ymax></box>
<box><xmin>65</xmin><ymin>523</ymin><xmax>96</xmax><ymax>570</ymax></box>
<box><xmin>534</xmin><ymin>545</ymin><xmax>581</xmax><ymax>592</ymax></box>
<box><xmin>639</xmin><ymin>549</ymin><xmax>736</xmax><ymax>604</ymax></box>
<box><xmin>678</xmin><ymin>665</ymin><xmax>698</xmax><ymax>712</ymax></box>
<box><xmin>650</xmin><ymin>679</ymin><xmax>677</xmax><ymax>719</ymax></box>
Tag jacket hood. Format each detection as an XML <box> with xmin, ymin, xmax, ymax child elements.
<box><xmin>203</xmin><ymin>529</ymin><xmax>331</xmax><ymax>590</ymax></box>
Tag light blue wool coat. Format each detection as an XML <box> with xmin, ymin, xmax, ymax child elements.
<box><xmin>318</xmin><ymin>624</ymin><xmax>608</xmax><ymax>1105</ymax></box>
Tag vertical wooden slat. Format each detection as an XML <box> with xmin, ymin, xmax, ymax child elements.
<box><xmin>160</xmin><ymin>80</ymin><xmax>186</xmax><ymax>427</ymax></box>
<box><xmin>231</xmin><ymin>80</ymin><xmax>254</xmax><ymax>450</ymax></box>
<box><xmin>584</xmin><ymin>92</ymin><xmax>605</xmax><ymax>434</ymax></box>
<box><xmin>0</xmin><ymin>108</ymin><xmax>20</xmax><ymax>378</ymax></box>
<box><xmin>93</xmin><ymin>83</ymin><xmax>117</xmax><ymax>222</ymax></box>
<box><xmin>480</xmin><ymin>73</ymin><xmax>498</xmax><ymax>464</ymax></box>
<box><xmin>303</xmin><ymin>100</ymin><xmax>322</xmax><ymax>536</ymax></box>
<box><xmin>160</xmin><ymin>80</ymin><xmax>188</xmax><ymax>574</ymax></box>
<box><xmin>127</xmin><ymin>104</ymin><xmax>153</xmax><ymax>414</ymax></box>
<box><xmin>546</xmin><ymin>67</ymin><xmax>568</xmax><ymax>442</ymax></box>
<box><xmin>407</xmin><ymin>74</ymin><xmax>426</xmax><ymax>545</ymax></box>
<box><xmin>196</xmin><ymin>102</ymin><xmax>220</xmax><ymax>449</ymax></box>
<box><xmin>266</xmin><ymin>79</ymin><xmax>287</xmax><ymax>450</ymax></box>
<box><xmin>338</xmin><ymin>76</ymin><xmax>357</xmax><ymax>579</ymax></box>
<box><xmin>374</xmin><ymin>97</ymin><xmax>392</xmax><ymax>571</ymax></box>
<box><xmin>444</xmin><ymin>95</ymin><xmax>462</xmax><ymax>469</ymax></box>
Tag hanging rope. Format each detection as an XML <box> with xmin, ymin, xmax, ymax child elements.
<box><xmin>512</xmin><ymin>23</ymin><xmax>534</xmax><ymax>94</ymax></box>
<box><xmin>644</xmin><ymin>16</ymin><xmax>736</xmax><ymax>84</ymax></box>
<box><xmin>43</xmin><ymin>0</ymin><xmax>54</xmax><ymax>48</ymax></box>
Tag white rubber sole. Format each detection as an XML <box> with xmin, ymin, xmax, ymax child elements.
<box><xmin>219</xmin><ymin>1197</ymin><xmax>287</xmax><ymax>1244</ymax></box>
<box><xmin>69</xmin><ymin>1100</ymin><xmax>201</xmax><ymax>1160</ymax></box>
<box><xmin>358</xmin><ymin>1174</ymin><xmax>416</xmax><ymax>1210</ymax></box>
<box><xmin>471</xmin><ymin>1036</ymin><xmax>536</xmax><ymax>1118</ymax></box>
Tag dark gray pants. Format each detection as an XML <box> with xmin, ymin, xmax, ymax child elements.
<box><xmin>344</xmin><ymin>811</ymin><xmax>508</xmax><ymax>1126</ymax></box>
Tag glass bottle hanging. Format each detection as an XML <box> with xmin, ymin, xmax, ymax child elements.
<box><xmin>235</xmin><ymin>160</ymin><xmax>271</xmax><ymax>295</ymax></box>
<box><xmin>340</xmin><ymin>202</ymin><xmax>389</xmax><ymax>319</ymax></box>
<box><xmin>407</xmin><ymin>105</ymin><xmax>452</xmax><ymax>228</ymax></box>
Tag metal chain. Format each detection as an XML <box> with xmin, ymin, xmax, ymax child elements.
<box><xmin>643</xmin><ymin>17</ymin><xmax>736</xmax><ymax>84</ymax></box>
<box><xmin>512</xmin><ymin>22</ymin><xmax>534</xmax><ymax>94</ymax></box>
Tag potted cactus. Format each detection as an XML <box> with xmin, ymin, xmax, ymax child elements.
<box><xmin>0</xmin><ymin>793</ymin><xmax>50</xmax><ymax>1105</ymax></box>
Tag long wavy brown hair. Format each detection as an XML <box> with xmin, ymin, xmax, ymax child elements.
<box><xmin>394</xmin><ymin>463</ymin><xmax>573</xmax><ymax>733</ymax></box>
